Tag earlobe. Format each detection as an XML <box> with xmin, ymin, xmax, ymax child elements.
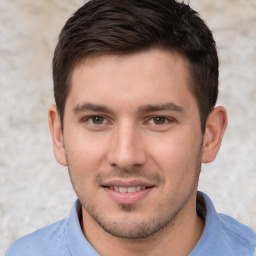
<box><xmin>48</xmin><ymin>104</ymin><xmax>67</xmax><ymax>166</ymax></box>
<box><xmin>202</xmin><ymin>106</ymin><xmax>228</xmax><ymax>163</ymax></box>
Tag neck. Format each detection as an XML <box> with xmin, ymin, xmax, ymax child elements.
<box><xmin>81</xmin><ymin>192</ymin><xmax>204</xmax><ymax>256</ymax></box>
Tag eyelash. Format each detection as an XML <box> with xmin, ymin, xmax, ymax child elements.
<box><xmin>82</xmin><ymin>115</ymin><xmax>174</xmax><ymax>126</ymax></box>
<box><xmin>147</xmin><ymin>116</ymin><xmax>174</xmax><ymax>125</ymax></box>
<box><xmin>83</xmin><ymin>116</ymin><xmax>110</xmax><ymax>125</ymax></box>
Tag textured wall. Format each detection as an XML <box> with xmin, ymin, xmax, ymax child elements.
<box><xmin>1</xmin><ymin>0</ymin><xmax>255</xmax><ymax>254</ymax></box>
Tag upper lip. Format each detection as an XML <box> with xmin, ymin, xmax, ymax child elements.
<box><xmin>101</xmin><ymin>179</ymin><xmax>155</xmax><ymax>188</ymax></box>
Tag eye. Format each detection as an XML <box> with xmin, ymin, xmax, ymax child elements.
<box><xmin>148</xmin><ymin>116</ymin><xmax>170</xmax><ymax>125</ymax></box>
<box><xmin>86</xmin><ymin>116</ymin><xmax>107</xmax><ymax>125</ymax></box>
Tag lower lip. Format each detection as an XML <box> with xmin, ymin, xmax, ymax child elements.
<box><xmin>103</xmin><ymin>187</ymin><xmax>154</xmax><ymax>204</ymax></box>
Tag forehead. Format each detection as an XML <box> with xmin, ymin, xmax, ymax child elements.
<box><xmin>68</xmin><ymin>49</ymin><xmax>196</xmax><ymax>112</ymax></box>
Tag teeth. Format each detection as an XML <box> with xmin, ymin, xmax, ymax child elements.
<box><xmin>110</xmin><ymin>186</ymin><xmax>146</xmax><ymax>193</ymax></box>
<box><xmin>128</xmin><ymin>187</ymin><xmax>136</xmax><ymax>193</ymax></box>
<box><xmin>120</xmin><ymin>187</ymin><xmax>127</xmax><ymax>193</ymax></box>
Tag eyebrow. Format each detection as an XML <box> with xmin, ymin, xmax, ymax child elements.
<box><xmin>73</xmin><ymin>103</ymin><xmax>112</xmax><ymax>114</ymax></box>
<box><xmin>139</xmin><ymin>102</ymin><xmax>185</xmax><ymax>114</ymax></box>
<box><xmin>72</xmin><ymin>102</ymin><xmax>185</xmax><ymax>115</ymax></box>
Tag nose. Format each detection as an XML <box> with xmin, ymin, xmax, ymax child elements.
<box><xmin>107</xmin><ymin>123</ymin><xmax>147</xmax><ymax>170</ymax></box>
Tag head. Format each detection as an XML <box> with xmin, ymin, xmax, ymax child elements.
<box><xmin>53</xmin><ymin>0</ymin><xmax>218</xmax><ymax>133</ymax></box>
<box><xmin>49</xmin><ymin>0</ymin><xmax>227</xmax><ymax>245</ymax></box>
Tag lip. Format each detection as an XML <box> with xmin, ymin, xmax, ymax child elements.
<box><xmin>101</xmin><ymin>179</ymin><xmax>155</xmax><ymax>205</ymax></box>
<box><xmin>103</xmin><ymin>186</ymin><xmax>154</xmax><ymax>204</ymax></box>
<box><xmin>102</xmin><ymin>179</ymin><xmax>155</xmax><ymax>188</ymax></box>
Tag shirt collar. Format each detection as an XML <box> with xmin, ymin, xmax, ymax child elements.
<box><xmin>65</xmin><ymin>192</ymin><xmax>256</xmax><ymax>256</ymax></box>
<box><xmin>65</xmin><ymin>201</ymin><xmax>100</xmax><ymax>256</ymax></box>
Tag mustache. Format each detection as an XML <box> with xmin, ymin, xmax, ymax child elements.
<box><xmin>94</xmin><ymin>167</ymin><xmax>163</xmax><ymax>184</ymax></box>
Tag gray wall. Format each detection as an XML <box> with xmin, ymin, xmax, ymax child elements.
<box><xmin>1</xmin><ymin>0</ymin><xmax>256</xmax><ymax>254</ymax></box>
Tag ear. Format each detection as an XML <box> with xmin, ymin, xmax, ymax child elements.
<box><xmin>48</xmin><ymin>104</ymin><xmax>67</xmax><ymax>166</ymax></box>
<box><xmin>202</xmin><ymin>106</ymin><xmax>228</xmax><ymax>163</ymax></box>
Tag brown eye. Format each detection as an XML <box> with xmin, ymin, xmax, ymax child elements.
<box><xmin>90</xmin><ymin>116</ymin><xmax>105</xmax><ymax>124</ymax></box>
<box><xmin>153</xmin><ymin>116</ymin><xmax>167</xmax><ymax>125</ymax></box>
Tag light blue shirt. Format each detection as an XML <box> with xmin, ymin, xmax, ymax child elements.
<box><xmin>6</xmin><ymin>192</ymin><xmax>256</xmax><ymax>256</ymax></box>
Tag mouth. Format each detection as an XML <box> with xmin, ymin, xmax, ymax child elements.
<box><xmin>101</xmin><ymin>182</ymin><xmax>155</xmax><ymax>204</ymax></box>
<box><xmin>104</xmin><ymin>185</ymin><xmax>149</xmax><ymax>193</ymax></box>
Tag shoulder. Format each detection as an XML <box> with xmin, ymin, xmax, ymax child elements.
<box><xmin>5</xmin><ymin>219</ymin><xmax>69</xmax><ymax>256</ymax></box>
<box><xmin>218</xmin><ymin>213</ymin><xmax>256</xmax><ymax>253</ymax></box>
<box><xmin>195</xmin><ymin>192</ymin><xmax>256</xmax><ymax>255</ymax></box>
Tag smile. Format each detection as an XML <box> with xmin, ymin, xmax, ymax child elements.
<box><xmin>109</xmin><ymin>186</ymin><xmax>146</xmax><ymax>193</ymax></box>
<box><xmin>103</xmin><ymin>184</ymin><xmax>154</xmax><ymax>205</ymax></box>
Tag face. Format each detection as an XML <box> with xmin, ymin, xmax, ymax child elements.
<box><xmin>56</xmin><ymin>50</ymin><xmax>205</xmax><ymax>238</ymax></box>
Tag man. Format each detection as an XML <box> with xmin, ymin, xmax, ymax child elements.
<box><xmin>6</xmin><ymin>0</ymin><xmax>256</xmax><ymax>255</ymax></box>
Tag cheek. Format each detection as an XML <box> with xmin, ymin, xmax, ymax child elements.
<box><xmin>64</xmin><ymin>131</ymin><xmax>108</xmax><ymax>172</ymax></box>
<box><xmin>148</xmin><ymin>132</ymin><xmax>201</xmax><ymax>173</ymax></box>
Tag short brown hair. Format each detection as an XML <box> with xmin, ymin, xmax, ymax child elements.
<box><xmin>53</xmin><ymin>0</ymin><xmax>218</xmax><ymax>132</ymax></box>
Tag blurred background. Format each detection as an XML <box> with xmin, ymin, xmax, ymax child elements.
<box><xmin>1</xmin><ymin>0</ymin><xmax>256</xmax><ymax>254</ymax></box>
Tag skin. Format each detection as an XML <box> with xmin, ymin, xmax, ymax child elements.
<box><xmin>49</xmin><ymin>49</ymin><xmax>227</xmax><ymax>256</ymax></box>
